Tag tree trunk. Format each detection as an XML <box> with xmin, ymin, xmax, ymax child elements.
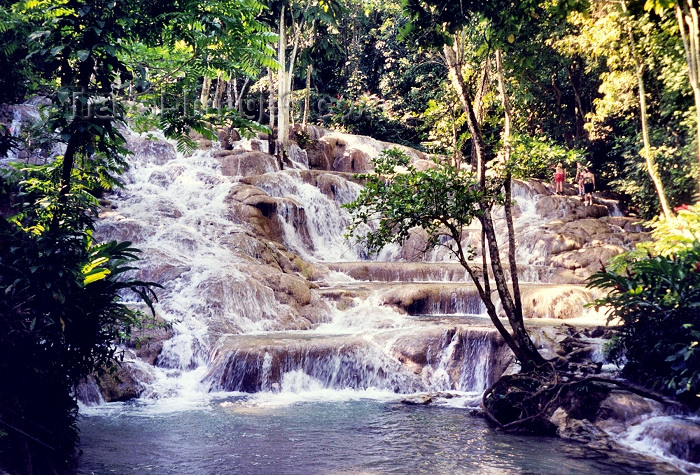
<box><xmin>268</xmin><ymin>67</ymin><xmax>276</xmax><ymax>157</ymax></box>
<box><xmin>675</xmin><ymin>2</ymin><xmax>700</xmax><ymax>199</ymax></box>
<box><xmin>622</xmin><ymin>1</ymin><xmax>674</xmax><ymax>219</ymax></box>
<box><xmin>227</xmin><ymin>74</ymin><xmax>235</xmax><ymax>110</ymax></box>
<box><xmin>443</xmin><ymin>41</ymin><xmax>487</xmax><ymax>185</ymax></box>
<box><xmin>199</xmin><ymin>76</ymin><xmax>211</xmax><ymax>110</ymax></box>
<box><xmin>277</xmin><ymin>8</ymin><xmax>287</xmax><ymax>155</ymax></box>
<box><xmin>213</xmin><ymin>73</ymin><xmax>224</xmax><ymax>111</ymax></box>
<box><xmin>303</xmin><ymin>64</ymin><xmax>312</xmax><ymax>130</ymax></box>
<box><xmin>495</xmin><ymin>48</ymin><xmax>523</xmax><ymax>319</ymax></box>
<box><xmin>566</xmin><ymin>59</ymin><xmax>586</xmax><ymax>138</ymax></box>
<box><xmin>443</xmin><ymin>39</ymin><xmax>545</xmax><ymax>369</ymax></box>
<box><xmin>236</xmin><ymin>77</ymin><xmax>250</xmax><ymax>114</ymax></box>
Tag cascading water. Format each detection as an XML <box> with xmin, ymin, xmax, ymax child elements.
<box><xmin>72</xmin><ymin>127</ymin><xmax>699</xmax><ymax>474</ymax></box>
<box><xmin>93</xmin><ymin>130</ymin><xmax>514</xmax><ymax>407</ymax></box>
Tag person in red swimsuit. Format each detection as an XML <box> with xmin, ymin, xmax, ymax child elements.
<box><xmin>553</xmin><ymin>162</ymin><xmax>566</xmax><ymax>194</ymax></box>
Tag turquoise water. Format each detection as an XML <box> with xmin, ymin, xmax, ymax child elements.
<box><xmin>76</xmin><ymin>397</ymin><xmax>675</xmax><ymax>474</ymax></box>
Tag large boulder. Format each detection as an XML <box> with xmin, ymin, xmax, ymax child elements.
<box><xmin>306</xmin><ymin>139</ymin><xmax>334</xmax><ymax>170</ymax></box>
<box><xmin>594</xmin><ymin>392</ymin><xmax>666</xmax><ymax>434</ymax></box>
<box><xmin>253</xmin><ymin>266</ymin><xmax>313</xmax><ymax>308</ymax></box>
<box><xmin>217</xmin><ymin>150</ymin><xmax>279</xmax><ymax>177</ymax></box>
<box><xmin>225</xmin><ymin>185</ymin><xmax>282</xmax><ymax>242</ymax></box>
<box><xmin>126</xmin><ymin>135</ymin><xmax>177</xmax><ymax>165</ymax></box>
<box><xmin>519</xmin><ymin>285</ymin><xmax>603</xmax><ymax>319</ymax></box>
<box><xmin>333</xmin><ymin>147</ymin><xmax>372</xmax><ymax>173</ymax></box>
<box><xmin>550</xmin><ymin>244</ymin><xmax>625</xmax><ymax>278</ymax></box>
<box><xmin>96</xmin><ymin>361</ymin><xmax>155</xmax><ymax>402</ymax></box>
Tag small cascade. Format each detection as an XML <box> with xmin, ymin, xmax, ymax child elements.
<box><xmin>399</xmin><ymin>286</ymin><xmax>485</xmax><ymax>316</ymax></box>
<box><xmin>204</xmin><ymin>325</ymin><xmax>510</xmax><ymax>396</ymax></box>
<box><xmin>425</xmin><ymin>329</ymin><xmax>502</xmax><ymax>393</ymax></box>
<box><xmin>10</xmin><ymin>108</ymin><xmax>22</xmax><ymax>138</ymax></box>
<box><xmin>205</xmin><ymin>334</ymin><xmax>425</xmax><ymax>394</ymax></box>
<box><xmin>611</xmin><ymin>415</ymin><xmax>700</xmax><ymax>474</ymax></box>
<box><xmin>251</xmin><ymin>170</ymin><xmax>364</xmax><ymax>261</ymax></box>
<box><xmin>287</xmin><ymin>143</ymin><xmax>309</xmax><ymax>169</ymax></box>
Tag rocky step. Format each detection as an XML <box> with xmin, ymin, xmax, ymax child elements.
<box><xmin>317</xmin><ymin>281</ymin><xmax>604</xmax><ymax>320</ymax></box>
<box><xmin>204</xmin><ymin>324</ymin><xmax>509</xmax><ymax>394</ymax></box>
<box><xmin>325</xmin><ymin>261</ymin><xmax>571</xmax><ymax>284</ymax></box>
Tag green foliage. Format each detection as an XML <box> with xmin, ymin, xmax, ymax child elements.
<box><xmin>0</xmin><ymin>4</ymin><xmax>41</xmax><ymax>103</ymax></box>
<box><xmin>0</xmin><ymin>163</ymin><xmax>159</xmax><ymax>473</ymax></box>
<box><xmin>344</xmin><ymin>147</ymin><xmax>489</xmax><ymax>257</ymax></box>
<box><xmin>608</xmin><ymin>202</ymin><xmax>700</xmax><ymax>273</ymax></box>
<box><xmin>589</xmin><ymin>225</ymin><xmax>700</xmax><ymax>406</ymax></box>
<box><xmin>322</xmin><ymin>94</ymin><xmax>420</xmax><ymax>147</ymax></box>
<box><xmin>606</xmin><ymin>131</ymin><xmax>696</xmax><ymax>219</ymax></box>
<box><xmin>554</xmin><ymin>3</ymin><xmax>697</xmax><ymax>218</ymax></box>
<box><xmin>509</xmin><ymin>133</ymin><xmax>586</xmax><ymax>180</ymax></box>
<box><xmin>420</xmin><ymin>82</ymin><xmax>469</xmax><ymax>158</ymax></box>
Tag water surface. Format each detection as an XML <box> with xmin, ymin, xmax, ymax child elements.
<box><xmin>76</xmin><ymin>396</ymin><xmax>675</xmax><ymax>475</ymax></box>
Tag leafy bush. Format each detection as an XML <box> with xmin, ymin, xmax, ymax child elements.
<box><xmin>0</xmin><ymin>163</ymin><xmax>159</xmax><ymax>473</ymax></box>
<box><xmin>588</xmin><ymin>226</ymin><xmax>700</xmax><ymax>406</ymax></box>
<box><xmin>606</xmin><ymin>202</ymin><xmax>700</xmax><ymax>274</ymax></box>
<box><xmin>509</xmin><ymin>133</ymin><xmax>586</xmax><ymax>180</ymax></box>
<box><xmin>320</xmin><ymin>94</ymin><xmax>421</xmax><ymax>148</ymax></box>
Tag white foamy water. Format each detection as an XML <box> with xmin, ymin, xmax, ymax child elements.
<box><xmin>252</xmin><ymin>169</ymin><xmax>364</xmax><ymax>261</ymax></box>
<box><xmin>612</xmin><ymin>415</ymin><xmax>700</xmax><ymax>475</ymax></box>
<box><xmin>313</xmin><ymin>293</ymin><xmax>410</xmax><ymax>334</ymax></box>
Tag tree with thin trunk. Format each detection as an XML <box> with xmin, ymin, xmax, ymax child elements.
<box><xmin>347</xmin><ymin>11</ymin><xmax>547</xmax><ymax>369</ymax></box>
<box><xmin>621</xmin><ymin>1</ymin><xmax>674</xmax><ymax>218</ymax></box>
<box><xmin>647</xmin><ymin>0</ymin><xmax>700</xmax><ymax>198</ymax></box>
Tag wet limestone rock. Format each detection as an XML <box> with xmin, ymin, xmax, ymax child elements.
<box><xmin>217</xmin><ymin>150</ymin><xmax>278</xmax><ymax>177</ymax></box>
<box><xmin>519</xmin><ymin>285</ymin><xmax>603</xmax><ymax>319</ymax></box>
<box><xmin>306</xmin><ymin>139</ymin><xmax>334</xmax><ymax>170</ymax></box>
<box><xmin>549</xmin><ymin>407</ymin><xmax>609</xmax><ymax>444</ymax></box>
<box><xmin>96</xmin><ymin>361</ymin><xmax>154</xmax><ymax>402</ymax></box>
<box><xmin>254</xmin><ymin>266</ymin><xmax>312</xmax><ymax>308</ymax></box>
<box><xmin>225</xmin><ymin>185</ymin><xmax>281</xmax><ymax>242</ymax></box>
<box><xmin>594</xmin><ymin>392</ymin><xmax>666</xmax><ymax>434</ymax></box>
<box><xmin>333</xmin><ymin>147</ymin><xmax>372</xmax><ymax>173</ymax></box>
<box><xmin>550</xmin><ymin>244</ymin><xmax>625</xmax><ymax>277</ymax></box>
<box><xmin>126</xmin><ymin>135</ymin><xmax>177</xmax><ymax>165</ymax></box>
<box><xmin>124</xmin><ymin>310</ymin><xmax>175</xmax><ymax>365</ymax></box>
<box><xmin>217</xmin><ymin>127</ymin><xmax>241</xmax><ymax>150</ymax></box>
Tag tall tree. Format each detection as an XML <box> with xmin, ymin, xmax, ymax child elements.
<box><xmin>264</xmin><ymin>0</ymin><xmax>344</xmax><ymax>154</ymax></box>
<box><xmin>621</xmin><ymin>1</ymin><xmax>674</xmax><ymax>218</ymax></box>
<box><xmin>399</xmin><ymin>0</ymin><xmax>561</xmax><ymax>369</ymax></box>
<box><xmin>647</xmin><ymin>0</ymin><xmax>700</xmax><ymax>198</ymax></box>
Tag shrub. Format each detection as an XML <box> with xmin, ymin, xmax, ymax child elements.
<box><xmin>0</xmin><ymin>162</ymin><xmax>159</xmax><ymax>473</ymax></box>
<box><xmin>588</xmin><ymin>236</ymin><xmax>700</xmax><ymax>407</ymax></box>
<box><xmin>509</xmin><ymin>133</ymin><xmax>585</xmax><ymax>181</ymax></box>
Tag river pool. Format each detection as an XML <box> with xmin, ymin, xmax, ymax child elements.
<box><xmin>76</xmin><ymin>393</ymin><xmax>677</xmax><ymax>475</ymax></box>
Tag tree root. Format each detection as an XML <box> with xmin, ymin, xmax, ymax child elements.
<box><xmin>482</xmin><ymin>368</ymin><xmax>684</xmax><ymax>434</ymax></box>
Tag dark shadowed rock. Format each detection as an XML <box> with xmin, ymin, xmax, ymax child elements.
<box><xmin>96</xmin><ymin>361</ymin><xmax>154</xmax><ymax>402</ymax></box>
<box><xmin>595</xmin><ymin>392</ymin><xmax>666</xmax><ymax>433</ymax></box>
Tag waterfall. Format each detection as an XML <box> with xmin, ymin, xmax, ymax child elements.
<box><xmin>252</xmin><ymin>169</ymin><xmax>364</xmax><ymax>261</ymax></box>
<box><xmin>89</xmin><ymin>130</ymin><xmax>521</xmax><ymax>408</ymax></box>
